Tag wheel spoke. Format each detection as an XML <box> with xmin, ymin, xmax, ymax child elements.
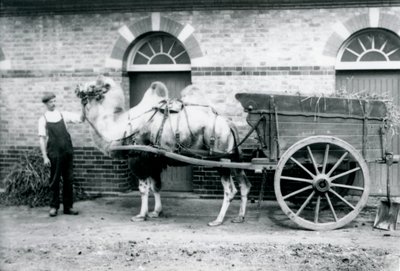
<box><xmin>327</xmin><ymin>152</ymin><xmax>348</xmax><ymax>177</ymax></box>
<box><xmin>314</xmin><ymin>195</ymin><xmax>321</xmax><ymax>223</ymax></box>
<box><xmin>322</xmin><ymin>144</ymin><xmax>330</xmax><ymax>174</ymax></box>
<box><xmin>329</xmin><ymin>189</ymin><xmax>355</xmax><ymax>210</ymax></box>
<box><xmin>325</xmin><ymin>193</ymin><xmax>338</xmax><ymax>222</ymax></box>
<box><xmin>290</xmin><ymin>157</ymin><xmax>316</xmax><ymax>178</ymax></box>
<box><xmin>330</xmin><ymin>167</ymin><xmax>360</xmax><ymax>182</ymax></box>
<box><xmin>331</xmin><ymin>183</ymin><xmax>364</xmax><ymax>191</ymax></box>
<box><xmin>283</xmin><ymin>185</ymin><xmax>313</xmax><ymax>200</ymax></box>
<box><xmin>307</xmin><ymin>146</ymin><xmax>320</xmax><ymax>175</ymax></box>
<box><xmin>296</xmin><ymin>191</ymin><xmax>315</xmax><ymax>216</ymax></box>
<box><xmin>281</xmin><ymin>176</ymin><xmax>314</xmax><ymax>184</ymax></box>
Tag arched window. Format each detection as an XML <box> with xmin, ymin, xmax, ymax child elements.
<box><xmin>336</xmin><ymin>29</ymin><xmax>400</xmax><ymax>70</ymax></box>
<box><xmin>127</xmin><ymin>33</ymin><xmax>191</xmax><ymax>72</ymax></box>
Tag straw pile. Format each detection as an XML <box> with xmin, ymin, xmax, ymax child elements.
<box><xmin>1</xmin><ymin>149</ymin><xmax>90</xmax><ymax>207</ymax></box>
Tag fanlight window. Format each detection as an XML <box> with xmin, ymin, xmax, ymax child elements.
<box><xmin>336</xmin><ymin>29</ymin><xmax>400</xmax><ymax>70</ymax></box>
<box><xmin>128</xmin><ymin>34</ymin><xmax>191</xmax><ymax>71</ymax></box>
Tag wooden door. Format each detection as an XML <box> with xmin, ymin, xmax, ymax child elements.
<box><xmin>129</xmin><ymin>71</ymin><xmax>193</xmax><ymax>191</ymax></box>
<box><xmin>336</xmin><ymin>71</ymin><xmax>400</xmax><ymax>196</ymax></box>
<box><xmin>130</xmin><ymin>72</ymin><xmax>192</xmax><ymax>107</ymax></box>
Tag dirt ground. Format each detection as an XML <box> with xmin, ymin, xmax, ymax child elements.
<box><xmin>1</xmin><ymin>193</ymin><xmax>399</xmax><ymax>271</ymax></box>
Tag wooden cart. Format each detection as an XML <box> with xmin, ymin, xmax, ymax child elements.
<box><xmin>235</xmin><ymin>93</ymin><xmax>392</xmax><ymax>230</ymax></box>
<box><xmin>112</xmin><ymin>93</ymin><xmax>396</xmax><ymax>230</ymax></box>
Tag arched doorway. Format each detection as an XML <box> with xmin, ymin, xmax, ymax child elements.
<box><xmin>127</xmin><ymin>33</ymin><xmax>193</xmax><ymax>192</ymax></box>
<box><xmin>335</xmin><ymin>28</ymin><xmax>400</xmax><ymax>196</ymax></box>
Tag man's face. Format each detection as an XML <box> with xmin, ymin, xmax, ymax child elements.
<box><xmin>45</xmin><ymin>98</ymin><xmax>56</xmax><ymax>111</ymax></box>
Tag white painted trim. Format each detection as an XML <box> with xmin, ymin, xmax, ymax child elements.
<box><xmin>128</xmin><ymin>64</ymin><xmax>191</xmax><ymax>72</ymax></box>
<box><xmin>335</xmin><ymin>61</ymin><xmax>400</xmax><ymax>70</ymax></box>
<box><xmin>152</xmin><ymin>12</ymin><xmax>161</xmax><ymax>31</ymax></box>
<box><xmin>0</xmin><ymin>60</ymin><xmax>11</xmax><ymax>70</ymax></box>
<box><xmin>369</xmin><ymin>8</ymin><xmax>380</xmax><ymax>28</ymax></box>
<box><xmin>332</xmin><ymin>22</ymin><xmax>350</xmax><ymax>40</ymax></box>
<box><xmin>118</xmin><ymin>25</ymin><xmax>135</xmax><ymax>44</ymax></box>
<box><xmin>105</xmin><ymin>57</ymin><xmax>123</xmax><ymax>69</ymax></box>
<box><xmin>178</xmin><ymin>24</ymin><xmax>194</xmax><ymax>43</ymax></box>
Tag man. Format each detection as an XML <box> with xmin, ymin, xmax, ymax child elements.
<box><xmin>38</xmin><ymin>92</ymin><xmax>85</xmax><ymax>217</ymax></box>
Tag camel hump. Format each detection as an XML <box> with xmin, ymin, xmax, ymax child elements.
<box><xmin>150</xmin><ymin>81</ymin><xmax>169</xmax><ymax>99</ymax></box>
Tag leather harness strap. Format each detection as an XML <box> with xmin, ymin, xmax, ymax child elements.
<box><xmin>153</xmin><ymin>100</ymin><xmax>220</xmax><ymax>155</ymax></box>
<box><xmin>209</xmin><ymin>112</ymin><xmax>218</xmax><ymax>155</ymax></box>
<box><xmin>155</xmin><ymin>101</ymin><xmax>170</xmax><ymax>146</ymax></box>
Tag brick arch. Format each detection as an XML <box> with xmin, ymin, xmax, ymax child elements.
<box><xmin>323</xmin><ymin>8</ymin><xmax>400</xmax><ymax>59</ymax></box>
<box><xmin>0</xmin><ymin>47</ymin><xmax>11</xmax><ymax>70</ymax></box>
<box><xmin>105</xmin><ymin>13</ymin><xmax>203</xmax><ymax>70</ymax></box>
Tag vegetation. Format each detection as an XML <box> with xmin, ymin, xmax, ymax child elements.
<box><xmin>0</xmin><ymin>149</ymin><xmax>90</xmax><ymax>207</ymax></box>
<box><xmin>333</xmin><ymin>89</ymin><xmax>400</xmax><ymax>135</ymax></box>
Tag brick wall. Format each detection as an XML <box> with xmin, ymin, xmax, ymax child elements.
<box><xmin>1</xmin><ymin>6</ymin><xmax>400</xmax><ymax>195</ymax></box>
<box><xmin>0</xmin><ymin>146</ymin><xmax>132</xmax><ymax>195</ymax></box>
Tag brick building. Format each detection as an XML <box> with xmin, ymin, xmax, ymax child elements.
<box><xmin>1</xmin><ymin>0</ymin><xmax>400</xmax><ymax>197</ymax></box>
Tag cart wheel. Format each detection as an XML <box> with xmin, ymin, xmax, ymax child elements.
<box><xmin>274</xmin><ymin>136</ymin><xmax>370</xmax><ymax>231</ymax></box>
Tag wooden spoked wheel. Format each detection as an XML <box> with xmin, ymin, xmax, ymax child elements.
<box><xmin>274</xmin><ymin>136</ymin><xmax>370</xmax><ymax>231</ymax></box>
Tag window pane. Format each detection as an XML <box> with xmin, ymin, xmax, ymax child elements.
<box><xmin>149</xmin><ymin>38</ymin><xmax>162</xmax><ymax>54</ymax></box>
<box><xmin>346</xmin><ymin>39</ymin><xmax>363</xmax><ymax>55</ymax></box>
<box><xmin>175</xmin><ymin>51</ymin><xmax>190</xmax><ymax>64</ymax></box>
<box><xmin>138</xmin><ymin>43</ymin><xmax>153</xmax><ymax>58</ymax></box>
<box><xmin>150</xmin><ymin>54</ymin><xmax>174</xmax><ymax>64</ymax></box>
<box><xmin>170</xmin><ymin>43</ymin><xmax>185</xmax><ymax>58</ymax></box>
<box><xmin>133</xmin><ymin>54</ymin><xmax>149</xmax><ymax>64</ymax></box>
<box><xmin>162</xmin><ymin>37</ymin><xmax>175</xmax><ymax>54</ymax></box>
<box><xmin>341</xmin><ymin>50</ymin><xmax>358</xmax><ymax>62</ymax></box>
<box><xmin>360</xmin><ymin>52</ymin><xmax>387</xmax><ymax>61</ymax></box>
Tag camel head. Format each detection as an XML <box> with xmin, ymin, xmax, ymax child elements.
<box><xmin>75</xmin><ymin>75</ymin><xmax>126</xmax><ymax>117</ymax></box>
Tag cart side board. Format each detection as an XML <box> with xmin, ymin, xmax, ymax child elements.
<box><xmin>235</xmin><ymin>93</ymin><xmax>388</xmax><ymax>162</ymax></box>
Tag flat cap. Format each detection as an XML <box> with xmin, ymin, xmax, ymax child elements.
<box><xmin>42</xmin><ymin>92</ymin><xmax>56</xmax><ymax>103</ymax></box>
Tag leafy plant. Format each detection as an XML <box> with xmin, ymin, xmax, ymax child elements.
<box><xmin>1</xmin><ymin>149</ymin><xmax>91</xmax><ymax>207</ymax></box>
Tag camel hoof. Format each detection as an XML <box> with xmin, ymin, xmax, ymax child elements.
<box><xmin>148</xmin><ymin>211</ymin><xmax>163</xmax><ymax>218</ymax></box>
<box><xmin>131</xmin><ymin>215</ymin><xmax>147</xmax><ymax>222</ymax></box>
<box><xmin>208</xmin><ymin>220</ymin><xmax>223</xmax><ymax>227</ymax></box>
<box><xmin>231</xmin><ymin>216</ymin><xmax>245</xmax><ymax>223</ymax></box>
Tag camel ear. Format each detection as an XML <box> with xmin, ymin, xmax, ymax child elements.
<box><xmin>96</xmin><ymin>75</ymin><xmax>105</xmax><ymax>86</ymax></box>
<box><xmin>151</xmin><ymin>82</ymin><xmax>168</xmax><ymax>98</ymax></box>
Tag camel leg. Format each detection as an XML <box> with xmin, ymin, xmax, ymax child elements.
<box><xmin>148</xmin><ymin>176</ymin><xmax>163</xmax><ymax>218</ymax></box>
<box><xmin>231</xmin><ymin>169</ymin><xmax>251</xmax><ymax>223</ymax></box>
<box><xmin>208</xmin><ymin>172</ymin><xmax>237</xmax><ymax>227</ymax></box>
<box><xmin>131</xmin><ymin>178</ymin><xmax>150</xmax><ymax>222</ymax></box>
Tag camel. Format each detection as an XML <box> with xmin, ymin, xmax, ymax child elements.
<box><xmin>75</xmin><ymin>75</ymin><xmax>251</xmax><ymax>226</ymax></box>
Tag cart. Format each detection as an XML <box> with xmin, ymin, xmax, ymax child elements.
<box><xmin>111</xmin><ymin>92</ymin><xmax>397</xmax><ymax>230</ymax></box>
<box><xmin>235</xmin><ymin>93</ymin><xmax>394</xmax><ymax>230</ymax></box>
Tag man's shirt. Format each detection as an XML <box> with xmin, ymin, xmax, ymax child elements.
<box><xmin>38</xmin><ymin>110</ymin><xmax>82</xmax><ymax>137</ymax></box>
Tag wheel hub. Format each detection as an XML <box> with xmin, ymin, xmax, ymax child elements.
<box><xmin>313</xmin><ymin>175</ymin><xmax>330</xmax><ymax>193</ymax></box>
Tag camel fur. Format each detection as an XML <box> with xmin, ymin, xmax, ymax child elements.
<box><xmin>76</xmin><ymin>75</ymin><xmax>251</xmax><ymax>226</ymax></box>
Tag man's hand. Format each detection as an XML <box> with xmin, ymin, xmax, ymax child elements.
<box><xmin>43</xmin><ymin>157</ymin><xmax>51</xmax><ymax>167</ymax></box>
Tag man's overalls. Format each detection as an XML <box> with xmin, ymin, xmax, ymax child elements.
<box><xmin>45</xmin><ymin>114</ymin><xmax>74</xmax><ymax>210</ymax></box>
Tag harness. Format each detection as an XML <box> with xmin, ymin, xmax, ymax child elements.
<box><xmin>82</xmin><ymin>95</ymin><xmax>252</xmax><ymax>159</ymax></box>
<box><xmin>150</xmin><ymin>99</ymin><xmax>244</xmax><ymax>159</ymax></box>
<box><xmin>152</xmin><ymin>99</ymin><xmax>201</xmax><ymax>150</ymax></box>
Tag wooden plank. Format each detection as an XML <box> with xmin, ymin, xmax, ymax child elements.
<box><xmin>335</xmin><ymin>72</ymin><xmax>400</xmax><ymax>196</ymax></box>
<box><xmin>237</xmin><ymin>93</ymin><xmax>387</xmax><ymax>119</ymax></box>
